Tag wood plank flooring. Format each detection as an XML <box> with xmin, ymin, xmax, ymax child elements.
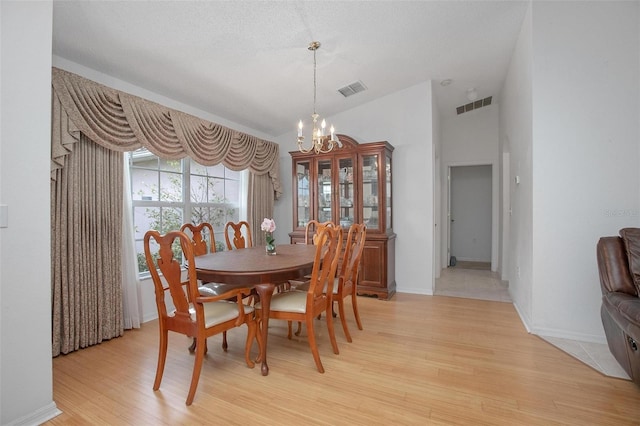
<box><xmin>47</xmin><ymin>293</ymin><xmax>640</xmax><ymax>425</ymax></box>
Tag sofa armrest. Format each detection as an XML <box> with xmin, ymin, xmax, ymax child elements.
<box><xmin>597</xmin><ymin>236</ymin><xmax>637</xmax><ymax>296</ymax></box>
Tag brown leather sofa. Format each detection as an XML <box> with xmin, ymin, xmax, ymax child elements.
<box><xmin>596</xmin><ymin>228</ymin><xmax>640</xmax><ymax>384</ymax></box>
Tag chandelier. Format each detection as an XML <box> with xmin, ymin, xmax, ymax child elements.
<box><xmin>297</xmin><ymin>41</ymin><xmax>342</xmax><ymax>154</ymax></box>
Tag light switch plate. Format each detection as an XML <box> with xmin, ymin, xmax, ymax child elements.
<box><xmin>0</xmin><ymin>204</ymin><xmax>8</xmax><ymax>228</ymax></box>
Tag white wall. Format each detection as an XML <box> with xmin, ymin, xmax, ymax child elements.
<box><xmin>440</xmin><ymin>105</ymin><xmax>500</xmax><ymax>271</ymax></box>
<box><xmin>0</xmin><ymin>1</ymin><xmax>61</xmax><ymax>425</ymax></box>
<box><xmin>530</xmin><ymin>1</ymin><xmax>640</xmax><ymax>342</ymax></box>
<box><xmin>500</xmin><ymin>4</ymin><xmax>534</xmax><ymax>331</ymax></box>
<box><xmin>501</xmin><ymin>1</ymin><xmax>640</xmax><ymax>341</ymax></box>
<box><xmin>432</xmin><ymin>81</ymin><xmax>442</xmax><ymax>283</ymax></box>
<box><xmin>275</xmin><ymin>82</ymin><xmax>435</xmax><ymax>295</ymax></box>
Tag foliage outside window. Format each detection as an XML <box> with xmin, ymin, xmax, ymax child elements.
<box><xmin>129</xmin><ymin>149</ymin><xmax>244</xmax><ymax>274</ymax></box>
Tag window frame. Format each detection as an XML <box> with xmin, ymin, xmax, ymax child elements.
<box><xmin>128</xmin><ymin>150</ymin><xmax>247</xmax><ymax>277</ymax></box>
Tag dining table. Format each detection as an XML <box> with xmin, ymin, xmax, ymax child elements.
<box><xmin>193</xmin><ymin>243</ymin><xmax>317</xmax><ymax>376</ymax></box>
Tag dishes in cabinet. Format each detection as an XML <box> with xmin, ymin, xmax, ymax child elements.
<box><xmin>340</xmin><ymin>197</ymin><xmax>353</xmax><ymax>207</ymax></box>
<box><xmin>340</xmin><ymin>217</ymin><xmax>353</xmax><ymax>228</ymax></box>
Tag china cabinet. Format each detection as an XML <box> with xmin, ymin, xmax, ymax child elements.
<box><xmin>289</xmin><ymin>134</ymin><xmax>396</xmax><ymax>299</ymax></box>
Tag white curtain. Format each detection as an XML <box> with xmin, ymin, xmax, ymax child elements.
<box><xmin>122</xmin><ymin>154</ymin><xmax>141</xmax><ymax>329</ymax></box>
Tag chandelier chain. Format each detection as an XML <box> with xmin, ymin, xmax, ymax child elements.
<box><xmin>313</xmin><ymin>46</ymin><xmax>317</xmax><ymax>115</ymax></box>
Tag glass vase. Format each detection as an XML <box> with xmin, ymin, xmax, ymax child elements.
<box><xmin>265</xmin><ymin>232</ymin><xmax>276</xmax><ymax>255</ymax></box>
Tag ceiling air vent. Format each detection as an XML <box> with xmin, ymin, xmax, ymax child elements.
<box><xmin>338</xmin><ymin>80</ymin><xmax>367</xmax><ymax>98</ymax></box>
<box><xmin>456</xmin><ymin>96</ymin><xmax>492</xmax><ymax>115</ymax></box>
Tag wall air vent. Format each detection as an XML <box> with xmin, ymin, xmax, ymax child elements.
<box><xmin>338</xmin><ymin>80</ymin><xmax>367</xmax><ymax>97</ymax></box>
<box><xmin>456</xmin><ymin>96</ymin><xmax>492</xmax><ymax>115</ymax></box>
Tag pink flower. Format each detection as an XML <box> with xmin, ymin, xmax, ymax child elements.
<box><xmin>261</xmin><ymin>218</ymin><xmax>276</xmax><ymax>233</ymax></box>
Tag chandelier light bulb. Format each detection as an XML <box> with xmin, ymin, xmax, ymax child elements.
<box><xmin>296</xmin><ymin>41</ymin><xmax>342</xmax><ymax>154</ymax></box>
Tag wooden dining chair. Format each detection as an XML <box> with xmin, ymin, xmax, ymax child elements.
<box><xmin>144</xmin><ymin>230</ymin><xmax>260</xmax><ymax>406</ymax></box>
<box><xmin>288</xmin><ymin>220</ymin><xmax>336</xmax><ymax>334</ymax></box>
<box><xmin>304</xmin><ymin>219</ymin><xmax>335</xmax><ymax>244</ymax></box>
<box><xmin>224</xmin><ymin>220</ymin><xmax>253</xmax><ymax>250</ymax></box>
<box><xmin>180</xmin><ymin>222</ymin><xmax>217</xmax><ymax>256</ymax></box>
<box><xmin>332</xmin><ymin>223</ymin><xmax>367</xmax><ymax>342</ymax></box>
<box><xmin>181</xmin><ymin>222</ymin><xmax>243</xmax><ymax>351</ymax></box>
<box><xmin>256</xmin><ymin>225</ymin><xmax>343</xmax><ymax>373</ymax></box>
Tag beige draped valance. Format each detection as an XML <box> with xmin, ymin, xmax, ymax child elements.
<box><xmin>51</xmin><ymin>67</ymin><xmax>282</xmax><ymax>198</ymax></box>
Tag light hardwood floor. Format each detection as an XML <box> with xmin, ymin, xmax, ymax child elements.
<box><xmin>47</xmin><ymin>293</ymin><xmax>640</xmax><ymax>425</ymax></box>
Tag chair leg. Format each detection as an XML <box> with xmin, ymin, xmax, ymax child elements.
<box><xmin>295</xmin><ymin>321</ymin><xmax>302</xmax><ymax>336</ymax></box>
<box><xmin>222</xmin><ymin>331</ymin><xmax>228</xmax><ymax>351</ymax></box>
<box><xmin>337</xmin><ymin>297</ymin><xmax>352</xmax><ymax>343</ymax></box>
<box><xmin>186</xmin><ymin>336</ymin><xmax>206</xmax><ymax>406</ymax></box>
<box><xmin>244</xmin><ymin>321</ymin><xmax>256</xmax><ymax>368</ymax></box>
<box><xmin>287</xmin><ymin>321</ymin><xmax>293</xmax><ymax>339</ymax></box>
<box><xmin>189</xmin><ymin>337</ymin><xmax>209</xmax><ymax>354</ymax></box>
<box><xmin>153</xmin><ymin>327</ymin><xmax>169</xmax><ymax>391</ymax></box>
<box><xmin>306</xmin><ymin>317</ymin><xmax>324</xmax><ymax>373</ymax></box>
<box><xmin>351</xmin><ymin>292</ymin><xmax>363</xmax><ymax>330</ymax></box>
<box><xmin>326</xmin><ymin>304</ymin><xmax>340</xmax><ymax>355</ymax></box>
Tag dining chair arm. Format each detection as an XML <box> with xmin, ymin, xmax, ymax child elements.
<box><xmin>194</xmin><ymin>287</ymin><xmax>252</xmax><ymax>304</ymax></box>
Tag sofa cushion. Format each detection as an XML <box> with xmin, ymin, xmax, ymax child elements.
<box><xmin>604</xmin><ymin>292</ymin><xmax>640</xmax><ymax>322</ymax></box>
<box><xmin>619</xmin><ymin>228</ymin><xmax>640</xmax><ymax>294</ymax></box>
<box><xmin>602</xmin><ymin>292</ymin><xmax>640</xmax><ymax>342</ymax></box>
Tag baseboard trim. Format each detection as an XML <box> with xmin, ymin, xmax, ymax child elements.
<box><xmin>5</xmin><ymin>402</ymin><xmax>62</xmax><ymax>426</ymax></box>
<box><xmin>532</xmin><ymin>326</ymin><xmax>607</xmax><ymax>345</ymax></box>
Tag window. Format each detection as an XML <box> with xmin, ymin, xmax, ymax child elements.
<box><xmin>129</xmin><ymin>149</ymin><xmax>246</xmax><ymax>274</ymax></box>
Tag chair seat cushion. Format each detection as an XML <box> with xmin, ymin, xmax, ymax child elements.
<box><xmin>289</xmin><ymin>278</ymin><xmax>339</xmax><ymax>295</ymax></box>
<box><xmin>257</xmin><ymin>290</ymin><xmax>308</xmax><ymax>313</ymax></box>
<box><xmin>172</xmin><ymin>301</ymin><xmax>254</xmax><ymax>328</ymax></box>
<box><xmin>198</xmin><ymin>282</ymin><xmax>248</xmax><ymax>297</ymax></box>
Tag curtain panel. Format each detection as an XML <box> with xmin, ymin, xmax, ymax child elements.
<box><xmin>51</xmin><ymin>135</ymin><xmax>124</xmax><ymax>356</ymax></box>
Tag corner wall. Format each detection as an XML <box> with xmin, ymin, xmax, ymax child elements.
<box><xmin>501</xmin><ymin>1</ymin><xmax>640</xmax><ymax>341</ymax></box>
<box><xmin>530</xmin><ymin>1</ymin><xmax>640</xmax><ymax>341</ymax></box>
<box><xmin>500</xmin><ymin>2</ymin><xmax>534</xmax><ymax>330</ymax></box>
<box><xmin>1</xmin><ymin>1</ymin><xmax>60</xmax><ymax>424</ymax></box>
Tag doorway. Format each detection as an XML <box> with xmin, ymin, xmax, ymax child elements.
<box><xmin>448</xmin><ymin>165</ymin><xmax>492</xmax><ymax>268</ymax></box>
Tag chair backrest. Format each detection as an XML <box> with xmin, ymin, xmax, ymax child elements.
<box><xmin>307</xmin><ymin>226</ymin><xmax>343</xmax><ymax>300</ymax></box>
<box><xmin>180</xmin><ymin>222</ymin><xmax>216</xmax><ymax>256</ymax></box>
<box><xmin>224</xmin><ymin>221</ymin><xmax>253</xmax><ymax>250</ymax></box>
<box><xmin>340</xmin><ymin>223</ymin><xmax>367</xmax><ymax>285</ymax></box>
<box><xmin>144</xmin><ymin>230</ymin><xmax>199</xmax><ymax>329</ymax></box>
<box><xmin>304</xmin><ymin>220</ymin><xmax>335</xmax><ymax>245</ymax></box>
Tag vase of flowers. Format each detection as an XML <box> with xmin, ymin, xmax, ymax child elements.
<box><xmin>261</xmin><ymin>218</ymin><xmax>277</xmax><ymax>255</ymax></box>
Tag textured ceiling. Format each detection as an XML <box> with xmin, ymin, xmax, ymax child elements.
<box><xmin>52</xmin><ymin>1</ymin><xmax>529</xmax><ymax>137</ymax></box>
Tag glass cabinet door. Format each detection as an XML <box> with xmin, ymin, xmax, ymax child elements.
<box><xmin>316</xmin><ymin>159</ymin><xmax>333</xmax><ymax>223</ymax></box>
<box><xmin>385</xmin><ymin>154</ymin><xmax>392</xmax><ymax>230</ymax></box>
<box><xmin>337</xmin><ymin>156</ymin><xmax>354</xmax><ymax>228</ymax></box>
<box><xmin>361</xmin><ymin>154</ymin><xmax>380</xmax><ymax>231</ymax></box>
<box><xmin>294</xmin><ymin>160</ymin><xmax>311</xmax><ymax>228</ymax></box>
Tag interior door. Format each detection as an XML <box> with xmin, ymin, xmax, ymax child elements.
<box><xmin>448</xmin><ymin>165</ymin><xmax>492</xmax><ymax>265</ymax></box>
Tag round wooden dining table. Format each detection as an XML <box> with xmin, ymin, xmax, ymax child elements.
<box><xmin>194</xmin><ymin>244</ymin><xmax>317</xmax><ymax>375</ymax></box>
